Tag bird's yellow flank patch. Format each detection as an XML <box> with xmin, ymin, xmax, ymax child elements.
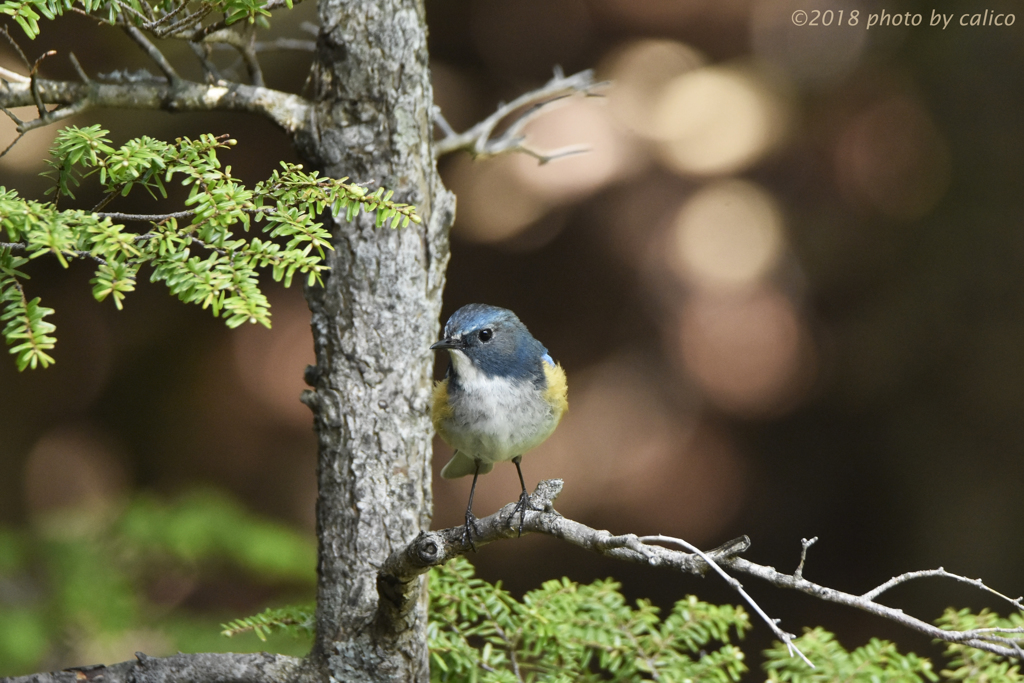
<box><xmin>543</xmin><ymin>361</ymin><xmax>569</xmax><ymax>421</ymax></box>
<box><xmin>431</xmin><ymin>378</ymin><xmax>453</xmax><ymax>433</ymax></box>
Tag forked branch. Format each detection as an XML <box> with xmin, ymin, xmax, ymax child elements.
<box><xmin>433</xmin><ymin>67</ymin><xmax>605</xmax><ymax>162</ymax></box>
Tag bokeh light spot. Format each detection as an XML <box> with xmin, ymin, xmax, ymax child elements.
<box><xmin>443</xmin><ymin>154</ymin><xmax>553</xmax><ymax>243</ymax></box>
<box><xmin>670</xmin><ymin>180</ymin><xmax>785</xmax><ymax>289</ymax></box>
<box><xmin>678</xmin><ymin>288</ymin><xmax>813</xmax><ymax>416</ymax></box>
<box><xmin>835</xmin><ymin>95</ymin><xmax>951</xmax><ymax>220</ymax></box>
<box><xmin>602</xmin><ymin>39</ymin><xmax>706</xmax><ymax>138</ymax></box>
<box><xmin>232</xmin><ymin>290</ymin><xmax>315</xmax><ymax>427</ymax></box>
<box><xmin>23</xmin><ymin>426</ymin><xmax>127</xmax><ymax>522</ymax></box>
<box><xmin>653</xmin><ymin>66</ymin><xmax>788</xmax><ymax>176</ymax></box>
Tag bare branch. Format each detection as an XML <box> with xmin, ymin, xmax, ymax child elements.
<box><xmin>30</xmin><ymin>50</ymin><xmax>57</xmax><ymax>118</ymax></box>
<box><xmin>641</xmin><ymin>534</ymin><xmax>814</xmax><ymax>669</ymax></box>
<box><xmin>68</xmin><ymin>53</ymin><xmax>90</xmax><ymax>84</ymax></box>
<box><xmin>861</xmin><ymin>567</ymin><xmax>1024</xmax><ymax>609</ymax></box>
<box><xmin>0</xmin><ymin>131</ymin><xmax>24</xmax><ymax>159</ymax></box>
<box><xmin>189</xmin><ymin>41</ymin><xmax>225</xmax><ymax>83</ymax></box>
<box><xmin>794</xmin><ymin>536</ymin><xmax>817</xmax><ymax>580</ymax></box>
<box><xmin>1</xmin><ymin>651</ymin><xmax>311</xmax><ymax>683</ymax></box>
<box><xmin>380</xmin><ymin>479</ymin><xmax>1024</xmax><ymax>663</ymax></box>
<box><xmin>432</xmin><ymin>68</ymin><xmax>605</xmax><ymax>161</ymax></box>
<box><xmin>0</xmin><ymin>65</ymin><xmax>30</xmax><ymax>83</ymax></box>
<box><xmin>157</xmin><ymin>5</ymin><xmax>214</xmax><ymax>38</ymax></box>
<box><xmin>97</xmin><ymin>210</ymin><xmax>198</xmax><ymax>222</ymax></box>
<box><xmin>204</xmin><ymin>26</ymin><xmax>265</xmax><ymax>87</ymax></box>
<box><xmin>0</xmin><ymin>25</ymin><xmax>31</xmax><ymax>71</ymax></box>
<box><xmin>123</xmin><ymin>25</ymin><xmax>181</xmax><ymax>84</ymax></box>
<box><xmin>252</xmin><ymin>37</ymin><xmax>318</xmax><ymax>52</ymax></box>
<box><xmin>0</xmin><ymin>77</ymin><xmax>311</xmax><ymax>134</ymax></box>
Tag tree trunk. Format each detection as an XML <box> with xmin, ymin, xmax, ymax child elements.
<box><xmin>295</xmin><ymin>0</ymin><xmax>454</xmax><ymax>679</ymax></box>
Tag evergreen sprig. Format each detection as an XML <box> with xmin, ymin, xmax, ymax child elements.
<box><xmin>0</xmin><ymin>124</ymin><xmax>420</xmax><ymax>369</ymax></box>
<box><xmin>221</xmin><ymin>604</ymin><xmax>315</xmax><ymax>642</ymax></box>
<box><xmin>0</xmin><ymin>248</ymin><xmax>56</xmax><ymax>370</ymax></box>
<box><xmin>763</xmin><ymin>627</ymin><xmax>939</xmax><ymax>683</ymax></box>
<box><xmin>937</xmin><ymin>608</ymin><xmax>1024</xmax><ymax>682</ymax></box>
<box><xmin>428</xmin><ymin>556</ymin><xmax>750</xmax><ymax>682</ymax></box>
<box><xmin>0</xmin><ymin>0</ymin><xmax>286</xmax><ymax>39</ymax></box>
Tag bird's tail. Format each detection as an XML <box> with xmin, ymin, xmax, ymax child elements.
<box><xmin>440</xmin><ymin>451</ymin><xmax>493</xmax><ymax>479</ymax></box>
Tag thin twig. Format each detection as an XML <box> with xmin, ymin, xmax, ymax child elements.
<box><xmin>188</xmin><ymin>41</ymin><xmax>224</xmax><ymax>83</ymax></box>
<box><xmin>188</xmin><ymin>0</ymin><xmax>299</xmax><ymax>42</ymax></box>
<box><xmin>97</xmin><ymin>210</ymin><xmax>198</xmax><ymax>222</ymax></box>
<box><xmin>91</xmin><ymin>189</ymin><xmax>123</xmax><ymax>213</ymax></box>
<box><xmin>641</xmin><ymin>534</ymin><xmax>815</xmax><ymax>669</ymax></box>
<box><xmin>204</xmin><ymin>27</ymin><xmax>264</xmax><ymax>87</ymax></box>
<box><xmin>0</xmin><ymin>65</ymin><xmax>31</xmax><ymax>83</ymax></box>
<box><xmin>112</xmin><ymin>0</ymin><xmax>154</xmax><ymax>28</ymax></box>
<box><xmin>0</xmin><ymin>105</ymin><xmax>25</xmax><ymax>126</ymax></box>
<box><xmin>158</xmin><ymin>5</ymin><xmax>213</xmax><ymax>38</ymax></box>
<box><xmin>68</xmin><ymin>53</ymin><xmax>90</xmax><ymax>84</ymax></box>
<box><xmin>141</xmin><ymin>0</ymin><xmax>192</xmax><ymax>32</ymax></box>
<box><xmin>0</xmin><ymin>26</ymin><xmax>31</xmax><ymax>70</ymax></box>
<box><xmin>862</xmin><ymin>567</ymin><xmax>1024</xmax><ymax>610</ymax></box>
<box><xmin>433</xmin><ymin>68</ymin><xmax>604</xmax><ymax>161</ymax></box>
<box><xmin>123</xmin><ymin>25</ymin><xmax>180</xmax><ymax>84</ymax></box>
<box><xmin>251</xmin><ymin>38</ymin><xmax>318</xmax><ymax>52</ymax></box>
<box><xmin>17</xmin><ymin>99</ymin><xmax>89</xmax><ymax>133</ymax></box>
<box><xmin>794</xmin><ymin>537</ymin><xmax>817</xmax><ymax>580</ymax></box>
<box><xmin>29</xmin><ymin>50</ymin><xmax>57</xmax><ymax>118</ymax></box>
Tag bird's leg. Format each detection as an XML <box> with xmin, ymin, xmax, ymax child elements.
<box><xmin>508</xmin><ymin>455</ymin><xmax>538</xmax><ymax>537</ymax></box>
<box><xmin>462</xmin><ymin>459</ymin><xmax>483</xmax><ymax>551</ymax></box>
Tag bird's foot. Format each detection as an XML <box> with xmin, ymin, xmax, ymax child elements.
<box><xmin>508</xmin><ymin>489</ymin><xmax>539</xmax><ymax>537</ymax></box>
<box><xmin>461</xmin><ymin>511</ymin><xmax>482</xmax><ymax>552</ymax></box>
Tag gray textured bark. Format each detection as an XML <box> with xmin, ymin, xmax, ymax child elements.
<box><xmin>1</xmin><ymin>653</ymin><xmax>312</xmax><ymax>683</ymax></box>
<box><xmin>295</xmin><ymin>0</ymin><xmax>453</xmax><ymax>680</ymax></box>
<box><xmin>1</xmin><ymin>0</ymin><xmax>451</xmax><ymax>681</ymax></box>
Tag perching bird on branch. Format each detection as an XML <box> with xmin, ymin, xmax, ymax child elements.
<box><xmin>431</xmin><ymin>304</ymin><xmax>568</xmax><ymax>547</ymax></box>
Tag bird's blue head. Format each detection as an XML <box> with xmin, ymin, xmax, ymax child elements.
<box><xmin>430</xmin><ymin>304</ymin><xmax>550</xmax><ymax>384</ymax></box>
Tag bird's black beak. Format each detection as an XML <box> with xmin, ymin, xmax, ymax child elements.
<box><xmin>430</xmin><ymin>337</ymin><xmax>462</xmax><ymax>351</ymax></box>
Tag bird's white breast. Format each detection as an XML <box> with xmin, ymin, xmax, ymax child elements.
<box><xmin>442</xmin><ymin>350</ymin><xmax>558</xmax><ymax>464</ymax></box>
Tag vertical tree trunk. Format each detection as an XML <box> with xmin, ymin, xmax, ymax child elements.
<box><xmin>295</xmin><ymin>0</ymin><xmax>454</xmax><ymax>679</ymax></box>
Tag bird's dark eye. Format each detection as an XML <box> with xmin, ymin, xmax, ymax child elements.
<box><xmin>478</xmin><ymin>328</ymin><xmax>493</xmax><ymax>343</ymax></box>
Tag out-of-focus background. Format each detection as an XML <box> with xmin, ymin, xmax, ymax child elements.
<box><xmin>2</xmin><ymin>0</ymin><xmax>1023</xmax><ymax>676</ymax></box>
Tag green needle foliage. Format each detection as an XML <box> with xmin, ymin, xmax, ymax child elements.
<box><xmin>1</xmin><ymin>0</ymin><xmax>287</xmax><ymax>39</ymax></box>
<box><xmin>221</xmin><ymin>604</ymin><xmax>315</xmax><ymax>642</ymax></box>
<box><xmin>763</xmin><ymin>627</ymin><xmax>939</xmax><ymax>683</ymax></box>
<box><xmin>0</xmin><ymin>124</ymin><xmax>420</xmax><ymax>371</ymax></box>
<box><xmin>223</xmin><ymin>556</ymin><xmax>751</xmax><ymax>682</ymax></box>
<box><xmin>428</xmin><ymin>557</ymin><xmax>750</xmax><ymax>682</ymax></box>
<box><xmin>938</xmin><ymin>609</ymin><xmax>1024</xmax><ymax>682</ymax></box>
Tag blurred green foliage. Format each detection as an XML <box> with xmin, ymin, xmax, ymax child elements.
<box><xmin>0</xmin><ymin>489</ymin><xmax>315</xmax><ymax>676</ymax></box>
<box><xmin>938</xmin><ymin>609</ymin><xmax>1024</xmax><ymax>683</ymax></box>
<box><xmin>764</xmin><ymin>627</ymin><xmax>938</xmax><ymax>683</ymax></box>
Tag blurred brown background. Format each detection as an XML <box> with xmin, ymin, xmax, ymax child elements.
<box><xmin>2</xmin><ymin>0</ymin><xmax>1023</xmax><ymax>668</ymax></box>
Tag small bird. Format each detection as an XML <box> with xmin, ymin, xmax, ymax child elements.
<box><xmin>430</xmin><ymin>303</ymin><xmax>568</xmax><ymax>546</ymax></box>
